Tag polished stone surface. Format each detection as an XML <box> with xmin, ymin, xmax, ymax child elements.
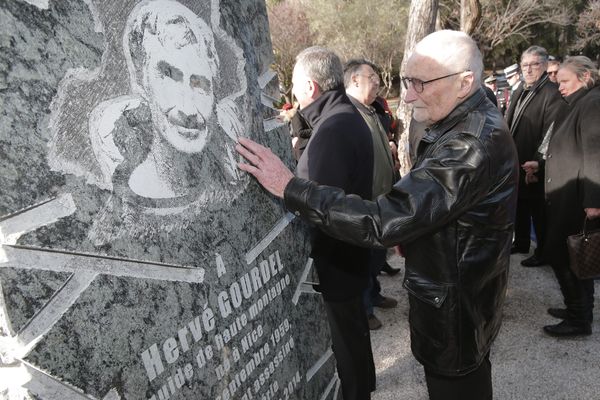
<box><xmin>0</xmin><ymin>1</ymin><xmax>334</xmax><ymax>399</ymax></box>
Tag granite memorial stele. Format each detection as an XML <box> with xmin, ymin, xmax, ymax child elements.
<box><xmin>0</xmin><ymin>1</ymin><xmax>338</xmax><ymax>398</ymax></box>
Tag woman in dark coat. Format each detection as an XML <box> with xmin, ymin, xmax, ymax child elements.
<box><xmin>525</xmin><ymin>56</ymin><xmax>600</xmax><ymax>337</ymax></box>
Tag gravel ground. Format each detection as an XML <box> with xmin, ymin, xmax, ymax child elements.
<box><xmin>370</xmin><ymin>251</ymin><xmax>600</xmax><ymax>400</ymax></box>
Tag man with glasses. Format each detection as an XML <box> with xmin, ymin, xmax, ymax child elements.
<box><xmin>546</xmin><ymin>56</ymin><xmax>560</xmax><ymax>83</ymax></box>
<box><xmin>237</xmin><ymin>30</ymin><xmax>518</xmax><ymax>400</ymax></box>
<box><xmin>344</xmin><ymin>59</ymin><xmax>399</xmax><ymax>331</ymax></box>
<box><xmin>505</xmin><ymin>46</ymin><xmax>565</xmax><ymax>267</ymax></box>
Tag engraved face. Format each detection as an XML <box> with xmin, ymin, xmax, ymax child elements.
<box><xmin>142</xmin><ymin>23</ymin><xmax>216</xmax><ymax>154</ymax></box>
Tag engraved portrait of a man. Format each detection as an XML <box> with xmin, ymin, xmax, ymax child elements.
<box><xmin>89</xmin><ymin>0</ymin><xmax>246</xmax><ymax>206</ymax></box>
<box><xmin>45</xmin><ymin>0</ymin><xmax>249</xmax><ymax>246</ymax></box>
<box><xmin>0</xmin><ymin>2</ymin><xmax>330</xmax><ymax>399</ymax></box>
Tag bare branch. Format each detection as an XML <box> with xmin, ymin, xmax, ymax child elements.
<box><xmin>572</xmin><ymin>0</ymin><xmax>600</xmax><ymax>50</ymax></box>
<box><xmin>472</xmin><ymin>0</ymin><xmax>573</xmax><ymax>51</ymax></box>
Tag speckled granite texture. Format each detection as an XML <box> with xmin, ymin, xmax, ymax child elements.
<box><xmin>0</xmin><ymin>1</ymin><xmax>334</xmax><ymax>399</ymax></box>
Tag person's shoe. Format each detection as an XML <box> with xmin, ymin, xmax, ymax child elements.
<box><xmin>520</xmin><ymin>254</ymin><xmax>546</xmax><ymax>267</ymax></box>
<box><xmin>510</xmin><ymin>244</ymin><xmax>529</xmax><ymax>254</ymax></box>
<box><xmin>381</xmin><ymin>262</ymin><xmax>401</xmax><ymax>276</ymax></box>
<box><xmin>547</xmin><ymin>307</ymin><xmax>569</xmax><ymax>320</ymax></box>
<box><xmin>374</xmin><ymin>296</ymin><xmax>398</xmax><ymax>309</ymax></box>
<box><xmin>543</xmin><ymin>320</ymin><xmax>591</xmax><ymax>337</ymax></box>
<box><xmin>368</xmin><ymin>314</ymin><xmax>382</xmax><ymax>330</ymax></box>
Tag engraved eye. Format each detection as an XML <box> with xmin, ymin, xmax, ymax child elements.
<box><xmin>190</xmin><ymin>75</ymin><xmax>211</xmax><ymax>92</ymax></box>
<box><xmin>157</xmin><ymin>61</ymin><xmax>183</xmax><ymax>81</ymax></box>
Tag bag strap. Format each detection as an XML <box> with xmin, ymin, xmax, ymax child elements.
<box><xmin>583</xmin><ymin>217</ymin><xmax>589</xmax><ymax>237</ymax></box>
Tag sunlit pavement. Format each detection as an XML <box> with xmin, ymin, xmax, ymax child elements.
<box><xmin>370</xmin><ymin>251</ymin><xmax>600</xmax><ymax>400</ymax></box>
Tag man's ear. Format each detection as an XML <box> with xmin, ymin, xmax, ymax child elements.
<box><xmin>582</xmin><ymin>71</ymin><xmax>591</xmax><ymax>85</ymax></box>
<box><xmin>307</xmin><ymin>79</ymin><xmax>320</xmax><ymax>99</ymax></box>
<box><xmin>352</xmin><ymin>73</ymin><xmax>359</xmax><ymax>87</ymax></box>
<box><xmin>458</xmin><ymin>72</ymin><xmax>475</xmax><ymax>98</ymax></box>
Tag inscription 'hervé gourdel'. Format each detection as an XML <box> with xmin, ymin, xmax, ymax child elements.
<box><xmin>140</xmin><ymin>249</ymin><xmax>298</xmax><ymax>400</ymax></box>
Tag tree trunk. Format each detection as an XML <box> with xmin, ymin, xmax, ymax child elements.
<box><xmin>460</xmin><ymin>0</ymin><xmax>481</xmax><ymax>35</ymax></box>
<box><xmin>397</xmin><ymin>0</ymin><xmax>439</xmax><ymax>175</ymax></box>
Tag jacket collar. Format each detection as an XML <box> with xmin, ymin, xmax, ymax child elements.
<box><xmin>347</xmin><ymin>94</ymin><xmax>375</xmax><ymax>114</ymax></box>
<box><xmin>523</xmin><ymin>71</ymin><xmax>549</xmax><ymax>91</ymax></box>
<box><xmin>564</xmin><ymin>86</ymin><xmax>589</xmax><ymax>105</ymax></box>
<box><xmin>421</xmin><ymin>87</ymin><xmax>487</xmax><ymax>144</ymax></box>
<box><xmin>299</xmin><ymin>87</ymin><xmax>349</xmax><ymax>128</ymax></box>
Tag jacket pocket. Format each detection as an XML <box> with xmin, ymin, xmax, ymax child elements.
<box><xmin>403</xmin><ymin>276</ymin><xmax>456</xmax><ymax>363</ymax></box>
<box><xmin>403</xmin><ymin>277</ymin><xmax>449</xmax><ymax>309</ymax></box>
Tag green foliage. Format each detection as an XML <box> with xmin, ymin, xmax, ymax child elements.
<box><xmin>303</xmin><ymin>0</ymin><xmax>410</xmax><ymax>95</ymax></box>
<box><xmin>267</xmin><ymin>0</ymin><xmax>409</xmax><ymax>98</ymax></box>
<box><xmin>267</xmin><ymin>0</ymin><xmax>597</xmax><ymax>100</ymax></box>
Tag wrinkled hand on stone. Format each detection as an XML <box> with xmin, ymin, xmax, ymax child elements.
<box><xmin>236</xmin><ymin>137</ymin><xmax>294</xmax><ymax>199</ymax></box>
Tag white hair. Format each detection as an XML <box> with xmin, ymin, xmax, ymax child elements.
<box><xmin>414</xmin><ymin>30</ymin><xmax>483</xmax><ymax>88</ymax></box>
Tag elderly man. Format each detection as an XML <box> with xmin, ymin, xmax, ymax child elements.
<box><xmin>238</xmin><ymin>30</ymin><xmax>518</xmax><ymax>400</ymax></box>
<box><xmin>290</xmin><ymin>47</ymin><xmax>376</xmax><ymax>400</ymax></box>
<box><xmin>505</xmin><ymin>46</ymin><xmax>565</xmax><ymax>267</ymax></box>
<box><xmin>344</xmin><ymin>59</ymin><xmax>399</xmax><ymax>331</ymax></box>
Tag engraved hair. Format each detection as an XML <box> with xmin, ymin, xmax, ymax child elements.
<box><xmin>295</xmin><ymin>46</ymin><xmax>344</xmax><ymax>92</ymax></box>
<box><xmin>123</xmin><ymin>0</ymin><xmax>219</xmax><ymax>97</ymax></box>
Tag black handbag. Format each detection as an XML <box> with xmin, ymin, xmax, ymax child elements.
<box><xmin>567</xmin><ymin>217</ymin><xmax>600</xmax><ymax>279</ymax></box>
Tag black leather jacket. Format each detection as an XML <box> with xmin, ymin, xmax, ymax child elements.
<box><xmin>284</xmin><ymin>89</ymin><xmax>519</xmax><ymax>375</ymax></box>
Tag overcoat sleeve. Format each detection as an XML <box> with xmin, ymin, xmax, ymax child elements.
<box><xmin>580</xmin><ymin>95</ymin><xmax>600</xmax><ymax>208</ymax></box>
<box><xmin>284</xmin><ymin>133</ymin><xmax>491</xmax><ymax>248</ymax></box>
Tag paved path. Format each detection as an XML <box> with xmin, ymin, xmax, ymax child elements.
<box><xmin>370</xmin><ymin>252</ymin><xmax>600</xmax><ymax>400</ymax></box>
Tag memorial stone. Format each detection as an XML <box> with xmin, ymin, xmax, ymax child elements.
<box><xmin>0</xmin><ymin>1</ymin><xmax>338</xmax><ymax>399</ymax></box>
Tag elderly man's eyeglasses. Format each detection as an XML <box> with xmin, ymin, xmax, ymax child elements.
<box><xmin>400</xmin><ymin>71</ymin><xmax>467</xmax><ymax>93</ymax></box>
<box><xmin>358</xmin><ymin>73</ymin><xmax>380</xmax><ymax>83</ymax></box>
<box><xmin>520</xmin><ymin>62</ymin><xmax>542</xmax><ymax>70</ymax></box>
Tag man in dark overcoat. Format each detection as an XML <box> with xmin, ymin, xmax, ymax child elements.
<box><xmin>505</xmin><ymin>45</ymin><xmax>566</xmax><ymax>267</ymax></box>
<box><xmin>291</xmin><ymin>46</ymin><xmax>376</xmax><ymax>400</ymax></box>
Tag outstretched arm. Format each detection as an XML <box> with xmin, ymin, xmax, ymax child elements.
<box><xmin>238</xmin><ymin>135</ymin><xmax>493</xmax><ymax>249</ymax></box>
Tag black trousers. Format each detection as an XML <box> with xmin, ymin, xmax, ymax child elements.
<box><xmin>324</xmin><ymin>297</ymin><xmax>376</xmax><ymax>400</ymax></box>
<box><xmin>363</xmin><ymin>249</ymin><xmax>387</xmax><ymax>315</ymax></box>
<box><xmin>514</xmin><ymin>195</ymin><xmax>546</xmax><ymax>256</ymax></box>
<box><xmin>424</xmin><ymin>354</ymin><xmax>492</xmax><ymax>400</ymax></box>
<box><xmin>550</xmin><ymin>260</ymin><xmax>595</xmax><ymax>323</ymax></box>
